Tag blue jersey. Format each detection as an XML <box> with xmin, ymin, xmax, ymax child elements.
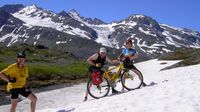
<box><xmin>122</xmin><ymin>48</ymin><xmax>137</xmax><ymax>62</ymax></box>
<box><xmin>122</xmin><ymin>48</ymin><xmax>137</xmax><ymax>56</ymax></box>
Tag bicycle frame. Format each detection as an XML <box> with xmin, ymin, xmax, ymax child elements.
<box><xmin>103</xmin><ymin>63</ymin><xmax>124</xmax><ymax>82</ymax></box>
<box><xmin>87</xmin><ymin>62</ymin><xmax>144</xmax><ymax>99</ymax></box>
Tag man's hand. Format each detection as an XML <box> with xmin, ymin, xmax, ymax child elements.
<box><xmin>122</xmin><ymin>57</ymin><xmax>131</xmax><ymax>63</ymax></box>
<box><xmin>95</xmin><ymin>63</ymin><xmax>102</xmax><ymax>67</ymax></box>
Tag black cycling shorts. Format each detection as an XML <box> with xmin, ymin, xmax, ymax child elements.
<box><xmin>124</xmin><ymin>64</ymin><xmax>137</xmax><ymax>69</ymax></box>
<box><xmin>10</xmin><ymin>88</ymin><xmax>32</xmax><ymax>99</ymax></box>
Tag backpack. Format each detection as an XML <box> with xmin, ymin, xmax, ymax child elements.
<box><xmin>91</xmin><ymin>71</ymin><xmax>103</xmax><ymax>85</ymax></box>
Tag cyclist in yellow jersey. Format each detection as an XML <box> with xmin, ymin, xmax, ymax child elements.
<box><xmin>0</xmin><ymin>51</ymin><xmax>37</xmax><ymax>112</ymax></box>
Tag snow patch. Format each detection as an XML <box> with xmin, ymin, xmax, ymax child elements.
<box><xmin>33</xmin><ymin>35</ymin><xmax>40</xmax><ymax>40</ymax></box>
<box><xmin>162</xmin><ymin>31</ymin><xmax>182</xmax><ymax>47</ymax></box>
<box><xmin>139</xmin><ymin>27</ymin><xmax>156</xmax><ymax>37</ymax></box>
<box><xmin>91</xmin><ymin>24</ymin><xmax>115</xmax><ymax>47</ymax></box>
<box><xmin>56</xmin><ymin>41</ymin><xmax>67</xmax><ymax>44</ymax></box>
<box><xmin>33</xmin><ymin>42</ymin><xmax>37</xmax><ymax>45</ymax></box>
<box><xmin>0</xmin><ymin>25</ymin><xmax>5</xmax><ymax>32</ymax></box>
<box><xmin>12</xmin><ymin>5</ymin><xmax>90</xmax><ymax>39</ymax></box>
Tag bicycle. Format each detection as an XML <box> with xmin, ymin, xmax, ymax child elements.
<box><xmin>87</xmin><ymin>62</ymin><xmax>144</xmax><ymax>99</ymax></box>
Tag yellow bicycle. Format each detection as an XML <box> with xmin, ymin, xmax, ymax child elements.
<box><xmin>87</xmin><ymin>62</ymin><xmax>144</xmax><ymax>99</ymax></box>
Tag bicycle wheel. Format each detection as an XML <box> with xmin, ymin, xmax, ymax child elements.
<box><xmin>121</xmin><ymin>69</ymin><xmax>143</xmax><ymax>90</ymax></box>
<box><xmin>87</xmin><ymin>77</ymin><xmax>110</xmax><ymax>99</ymax></box>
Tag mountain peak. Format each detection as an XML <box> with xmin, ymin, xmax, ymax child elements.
<box><xmin>130</xmin><ymin>14</ymin><xmax>146</xmax><ymax>19</ymax></box>
<box><xmin>24</xmin><ymin>4</ymin><xmax>40</xmax><ymax>11</ymax></box>
<box><xmin>16</xmin><ymin>4</ymin><xmax>54</xmax><ymax>18</ymax></box>
<box><xmin>68</xmin><ymin>9</ymin><xmax>105</xmax><ymax>25</ymax></box>
<box><xmin>124</xmin><ymin>14</ymin><xmax>163</xmax><ymax>31</ymax></box>
<box><xmin>59</xmin><ymin>10</ymin><xmax>71</xmax><ymax>17</ymax></box>
<box><xmin>68</xmin><ymin>9</ymin><xmax>80</xmax><ymax>17</ymax></box>
<box><xmin>59</xmin><ymin>10</ymin><xmax>67</xmax><ymax>14</ymax></box>
<box><xmin>29</xmin><ymin>4</ymin><xmax>38</xmax><ymax>9</ymax></box>
<box><xmin>127</xmin><ymin>14</ymin><xmax>153</xmax><ymax>21</ymax></box>
<box><xmin>84</xmin><ymin>17</ymin><xmax>105</xmax><ymax>25</ymax></box>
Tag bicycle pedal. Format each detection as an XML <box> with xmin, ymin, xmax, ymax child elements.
<box><xmin>105</xmin><ymin>88</ymin><xmax>109</xmax><ymax>90</ymax></box>
<box><xmin>96</xmin><ymin>85</ymin><xmax>101</xmax><ymax>90</ymax></box>
<box><xmin>129</xmin><ymin>77</ymin><xmax>133</xmax><ymax>80</ymax></box>
<box><xmin>127</xmin><ymin>74</ymin><xmax>133</xmax><ymax>80</ymax></box>
<box><xmin>116</xmin><ymin>79</ymin><xmax>121</xmax><ymax>83</ymax></box>
<box><xmin>111</xmin><ymin>82</ymin><xmax>116</xmax><ymax>88</ymax></box>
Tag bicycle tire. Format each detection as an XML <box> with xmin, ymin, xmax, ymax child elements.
<box><xmin>87</xmin><ymin>77</ymin><xmax>110</xmax><ymax>99</ymax></box>
<box><xmin>121</xmin><ymin>69</ymin><xmax>143</xmax><ymax>90</ymax></box>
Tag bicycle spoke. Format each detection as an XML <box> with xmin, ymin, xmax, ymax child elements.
<box><xmin>101</xmin><ymin>85</ymin><xmax>109</xmax><ymax>87</ymax></box>
<box><xmin>87</xmin><ymin>77</ymin><xmax>110</xmax><ymax>99</ymax></box>
<box><xmin>121</xmin><ymin>70</ymin><xmax>143</xmax><ymax>90</ymax></box>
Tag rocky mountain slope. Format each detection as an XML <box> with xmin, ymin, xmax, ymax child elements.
<box><xmin>0</xmin><ymin>4</ymin><xmax>200</xmax><ymax>59</ymax></box>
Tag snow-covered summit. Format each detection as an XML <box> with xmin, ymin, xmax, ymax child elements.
<box><xmin>16</xmin><ymin>4</ymin><xmax>55</xmax><ymax>18</ymax></box>
<box><xmin>129</xmin><ymin>14</ymin><xmax>146</xmax><ymax>19</ymax></box>
<box><xmin>20</xmin><ymin>4</ymin><xmax>38</xmax><ymax>15</ymax></box>
<box><xmin>12</xmin><ymin>5</ymin><xmax>96</xmax><ymax>39</ymax></box>
<box><xmin>68</xmin><ymin>9</ymin><xmax>80</xmax><ymax>19</ymax></box>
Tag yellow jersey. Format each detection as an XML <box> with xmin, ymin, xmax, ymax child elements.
<box><xmin>2</xmin><ymin>63</ymin><xmax>29</xmax><ymax>91</ymax></box>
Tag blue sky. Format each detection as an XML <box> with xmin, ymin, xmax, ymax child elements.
<box><xmin>0</xmin><ymin>0</ymin><xmax>199</xmax><ymax>32</ymax></box>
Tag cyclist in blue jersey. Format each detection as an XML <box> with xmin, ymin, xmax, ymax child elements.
<box><xmin>119</xmin><ymin>38</ymin><xmax>147</xmax><ymax>87</ymax></box>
